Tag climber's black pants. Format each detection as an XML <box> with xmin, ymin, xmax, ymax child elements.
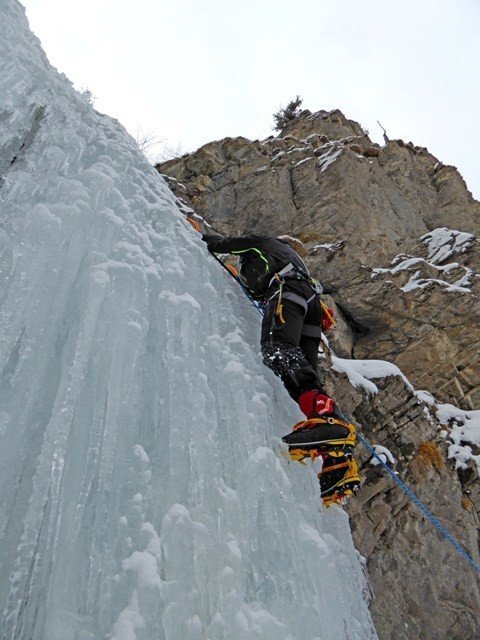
<box><xmin>260</xmin><ymin>279</ymin><xmax>325</xmax><ymax>401</ymax></box>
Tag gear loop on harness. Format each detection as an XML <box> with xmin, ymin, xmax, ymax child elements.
<box><xmin>269</xmin><ymin>266</ymin><xmax>320</xmax><ymax>328</ymax></box>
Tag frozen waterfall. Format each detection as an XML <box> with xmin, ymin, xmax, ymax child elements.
<box><xmin>0</xmin><ymin>2</ymin><xmax>377</xmax><ymax>638</ymax></box>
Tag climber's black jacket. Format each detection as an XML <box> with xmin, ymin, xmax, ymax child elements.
<box><xmin>202</xmin><ymin>233</ymin><xmax>325</xmax><ymax>400</ymax></box>
<box><xmin>202</xmin><ymin>234</ymin><xmax>310</xmax><ymax>299</ymax></box>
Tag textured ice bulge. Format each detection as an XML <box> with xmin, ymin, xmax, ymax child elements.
<box><xmin>0</xmin><ymin>2</ymin><xmax>377</xmax><ymax>638</ymax></box>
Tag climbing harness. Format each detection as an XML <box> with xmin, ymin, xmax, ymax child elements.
<box><xmin>267</xmin><ymin>265</ymin><xmax>321</xmax><ymax>332</ymax></box>
<box><xmin>358</xmin><ymin>432</ymin><xmax>480</xmax><ymax>575</ymax></box>
<box><xmin>268</xmin><ymin>262</ymin><xmax>322</xmax><ymax>294</ymax></box>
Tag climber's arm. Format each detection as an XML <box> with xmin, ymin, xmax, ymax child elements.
<box><xmin>202</xmin><ymin>234</ymin><xmax>261</xmax><ymax>254</ymax></box>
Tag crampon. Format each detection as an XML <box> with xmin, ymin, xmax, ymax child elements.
<box><xmin>282</xmin><ymin>417</ymin><xmax>361</xmax><ymax>507</ymax></box>
<box><xmin>318</xmin><ymin>457</ymin><xmax>360</xmax><ymax>507</ymax></box>
<box><xmin>282</xmin><ymin>417</ymin><xmax>356</xmax><ymax>462</ymax></box>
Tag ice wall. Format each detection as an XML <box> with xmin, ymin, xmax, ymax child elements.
<box><xmin>0</xmin><ymin>2</ymin><xmax>377</xmax><ymax>638</ymax></box>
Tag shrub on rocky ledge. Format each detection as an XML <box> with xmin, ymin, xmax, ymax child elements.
<box><xmin>273</xmin><ymin>96</ymin><xmax>303</xmax><ymax>131</ymax></box>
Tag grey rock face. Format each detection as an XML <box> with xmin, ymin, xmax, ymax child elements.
<box><xmin>156</xmin><ymin>109</ymin><xmax>480</xmax><ymax>639</ymax></box>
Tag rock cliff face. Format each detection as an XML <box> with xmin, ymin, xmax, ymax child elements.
<box><xmin>156</xmin><ymin>109</ymin><xmax>480</xmax><ymax>639</ymax></box>
<box><xmin>330</xmin><ymin>370</ymin><xmax>480</xmax><ymax>640</ymax></box>
<box><xmin>157</xmin><ymin>109</ymin><xmax>480</xmax><ymax>410</ymax></box>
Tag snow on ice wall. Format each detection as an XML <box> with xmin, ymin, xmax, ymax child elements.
<box><xmin>0</xmin><ymin>2</ymin><xmax>377</xmax><ymax>639</ymax></box>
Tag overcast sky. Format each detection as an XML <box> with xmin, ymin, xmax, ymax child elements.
<box><xmin>22</xmin><ymin>0</ymin><xmax>479</xmax><ymax>198</ymax></box>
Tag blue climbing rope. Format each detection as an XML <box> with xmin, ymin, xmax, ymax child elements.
<box><xmin>209</xmin><ymin>242</ymin><xmax>480</xmax><ymax>575</ymax></box>
<box><xmin>358</xmin><ymin>432</ymin><xmax>480</xmax><ymax>575</ymax></box>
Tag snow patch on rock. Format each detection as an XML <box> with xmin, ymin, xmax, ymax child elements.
<box><xmin>421</xmin><ymin>227</ymin><xmax>475</xmax><ymax>265</ymax></box>
<box><xmin>331</xmin><ymin>356</ymin><xmax>414</xmax><ymax>394</ymax></box>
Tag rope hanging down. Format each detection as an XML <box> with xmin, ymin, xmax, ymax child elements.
<box><xmin>204</xmin><ymin>230</ymin><xmax>480</xmax><ymax>575</ymax></box>
<box><xmin>358</xmin><ymin>433</ymin><xmax>480</xmax><ymax>575</ymax></box>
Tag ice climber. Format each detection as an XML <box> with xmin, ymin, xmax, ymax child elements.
<box><xmin>201</xmin><ymin>232</ymin><xmax>339</xmax><ymax>419</ymax></box>
<box><xmin>201</xmin><ymin>230</ymin><xmax>360</xmax><ymax>505</ymax></box>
